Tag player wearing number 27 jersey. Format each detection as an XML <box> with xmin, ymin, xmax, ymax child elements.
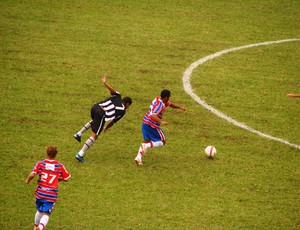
<box><xmin>26</xmin><ymin>146</ymin><xmax>71</xmax><ymax>230</ymax></box>
<box><xmin>33</xmin><ymin>158</ymin><xmax>70</xmax><ymax>203</ymax></box>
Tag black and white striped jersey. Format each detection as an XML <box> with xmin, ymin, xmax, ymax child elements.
<box><xmin>97</xmin><ymin>92</ymin><xmax>126</xmax><ymax>122</ymax></box>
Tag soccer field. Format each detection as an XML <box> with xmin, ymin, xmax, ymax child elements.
<box><xmin>1</xmin><ymin>1</ymin><xmax>299</xmax><ymax>229</ymax></box>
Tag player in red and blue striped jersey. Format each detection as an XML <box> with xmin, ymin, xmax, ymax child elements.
<box><xmin>26</xmin><ymin>146</ymin><xmax>71</xmax><ymax>230</ymax></box>
<box><xmin>135</xmin><ymin>89</ymin><xmax>186</xmax><ymax>166</ymax></box>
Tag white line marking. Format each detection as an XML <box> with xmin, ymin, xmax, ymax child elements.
<box><xmin>183</xmin><ymin>39</ymin><xmax>300</xmax><ymax>150</ymax></box>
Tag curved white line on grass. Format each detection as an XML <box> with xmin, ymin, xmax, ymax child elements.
<box><xmin>183</xmin><ymin>39</ymin><xmax>300</xmax><ymax>150</ymax></box>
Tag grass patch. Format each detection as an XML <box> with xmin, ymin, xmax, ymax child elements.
<box><xmin>1</xmin><ymin>0</ymin><xmax>299</xmax><ymax>229</ymax></box>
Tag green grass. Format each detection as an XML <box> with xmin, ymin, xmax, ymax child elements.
<box><xmin>1</xmin><ymin>0</ymin><xmax>299</xmax><ymax>229</ymax></box>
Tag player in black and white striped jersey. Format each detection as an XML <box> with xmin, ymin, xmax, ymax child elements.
<box><xmin>74</xmin><ymin>76</ymin><xmax>132</xmax><ymax>163</ymax></box>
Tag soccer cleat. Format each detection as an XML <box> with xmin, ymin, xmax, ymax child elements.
<box><xmin>75</xmin><ymin>153</ymin><xmax>85</xmax><ymax>163</ymax></box>
<box><xmin>134</xmin><ymin>157</ymin><xmax>143</xmax><ymax>166</ymax></box>
<box><xmin>74</xmin><ymin>134</ymin><xmax>81</xmax><ymax>142</ymax></box>
<box><xmin>35</xmin><ymin>226</ymin><xmax>41</xmax><ymax>230</ymax></box>
<box><xmin>140</xmin><ymin>143</ymin><xmax>147</xmax><ymax>156</ymax></box>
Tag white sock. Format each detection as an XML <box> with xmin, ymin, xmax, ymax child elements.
<box><xmin>34</xmin><ymin>211</ymin><xmax>43</xmax><ymax>229</ymax></box>
<box><xmin>144</xmin><ymin>141</ymin><xmax>164</xmax><ymax>149</ymax></box>
<box><xmin>34</xmin><ymin>211</ymin><xmax>42</xmax><ymax>226</ymax></box>
<box><xmin>38</xmin><ymin>215</ymin><xmax>49</xmax><ymax>230</ymax></box>
<box><xmin>152</xmin><ymin>141</ymin><xmax>164</xmax><ymax>147</ymax></box>
<box><xmin>136</xmin><ymin>141</ymin><xmax>164</xmax><ymax>159</ymax></box>
<box><xmin>78</xmin><ymin>120</ymin><xmax>92</xmax><ymax>136</ymax></box>
<box><xmin>79</xmin><ymin>136</ymin><xmax>95</xmax><ymax>157</ymax></box>
<box><xmin>136</xmin><ymin>147</ymin><xmax>143</xmax><ymax>159</ymax></box>
<box><xmin>144</xmin><ymin>143</ymin><xmax>151</xmax><ymax>148</ymax></box>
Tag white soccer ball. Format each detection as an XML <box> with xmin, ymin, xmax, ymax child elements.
<box><xmin>205</xmin><ymin>146</ymin><xmax>217</xmax><ymax>158</ymax></box>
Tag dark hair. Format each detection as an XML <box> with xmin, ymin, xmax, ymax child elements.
<box><xmin>160</xmin><ymin>89</ymin><xmax>171</xmax><ymax>98</ymax></box>
<box><xmin>123</xmin><ymin>96</ymin><xmax>132</xmax><ymax>105</ymax></box>
<box><xmin>46</xmin><ymin>146</ymin><xmax>58</xmax><ymax>159</ymax></box>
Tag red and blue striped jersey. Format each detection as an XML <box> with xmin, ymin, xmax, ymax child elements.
<box><xmin>142</xmin><ymin>96</ymin><xmax>171</xmax><ymax>128</ymax></box>
<box><xmin>32</xmin><ymin>159</ymin><xmax>71</xmax><ymax>202</ymax></box>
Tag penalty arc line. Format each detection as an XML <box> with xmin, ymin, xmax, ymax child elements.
<box><xmin>182</xmin><ymin>38</ymin><xmax>300</xmax><ymax>150</ymax></box>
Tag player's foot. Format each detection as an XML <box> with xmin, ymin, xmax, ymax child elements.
<box><xmin>74</xmin><ymin>134</ymin><xmax>81</xmax><ymax>142</ymax></box>
<box><xmin>35</xmin><ymin>226</ymin><xmax>41</xmax><ymax>230</ymax></box>
<box><xmin>75</xmin><ymin>153</ymin><xmax>85</xmax><ymax>163</ymax></box>
<box><xmin>140</xmin><ymin>143</ymin><xmax>147</xmax><ymax>156</ymax></box>
<box><xmin>135</xmin><ymin>157</ymin><xmax>143</xmax><ymax>166</ymax></box>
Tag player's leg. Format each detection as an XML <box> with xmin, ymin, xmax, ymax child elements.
<box><xmin>75</xmin><ymin>130</ymin><xmax>101</xmax><ymax>163</ymax></box>
<box><xmin>142</xmin><ymin>126</ymin><xmax>165</xmax><ymax>151</ymax></box>
<box><xmin>34</xmin><ymin>200</ymin><xmax>43</xmax><ymax>229</ymax></box>
<box><xmin>36</xmin><ymin>214</ymin><xmax>50</xmax><ymax>230</ymax></box>
<box><xmin>34</xmin><ymin>211</ymin><xmax>42</xmax><ymax>229</ymax></box>
<box><xmin>74</xmin><ymin>120</ymin><xmax>92</xmax><ymax>142</ymax></box>
<box><xmin>36</xmin><ymin>201</ymin><xmax>54</xmax><ymax>230</ymax></box>
<box><xmin>135</xmin><ymin>124</ymin><xmax>150</xmax><ymax>165</ymax></box>
<box><xmin>135</xmin><ymin>124</ymin><xmax>166</xmax><ymax>165</ymax></box>
<box><xmin>135</xmin><ymin>140</ymin><xmax>150</xmax><ymax>166</ymax></box>
<box><xmin>76</xmin><ymin>106</ymin><xmax>105</xmax><ymax>163</ymax></box>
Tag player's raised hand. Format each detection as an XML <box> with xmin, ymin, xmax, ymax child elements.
<box><xmin>102</xmin><ymin>75</ymin><xmax>107</xmax><ymax>84</ymax></box>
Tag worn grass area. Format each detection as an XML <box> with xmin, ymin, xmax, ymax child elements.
<box><xmin>1</xmin><ymin>0</ymin><xmax>299</xmax><ymax>229</ymax></box>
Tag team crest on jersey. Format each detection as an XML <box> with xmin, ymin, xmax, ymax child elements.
<box><xmin>45</xmin><ymin>163</ymin><xmax>55</xmax><ymax>171</ymax></box>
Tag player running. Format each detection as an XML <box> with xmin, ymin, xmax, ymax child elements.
<box><xmin>26</xmin><ymin>146</ymin><xmax>71</xmax><ymax>230</ymax></box>
<box><xmin>134</xmin><ymin>89</ymin><xmax>186</xmax><ymax>166</ymax></box>
<box><xmin>74</xmin><ymin>75</ymin><xmax>132</xmax><ymax>163</ymax></box>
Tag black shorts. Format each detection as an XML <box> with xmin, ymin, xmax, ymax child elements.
<box><xmin>90</xmin><ymin>104</ymin><xmax>106</xmax><ymax>135</ymax></box>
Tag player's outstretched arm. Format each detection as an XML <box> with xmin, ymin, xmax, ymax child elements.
<box><xmin>102</xmin><ymin>75</ymin><xmax>117</xmax><ymax>95</ymax></box>
<box><xmin>104</xmin><ymin>120</ymin><xmax>115</xmax><ymax>132</ymax></box>
<box><xmin>287</xmin><ymin>94</ymin><xmax>300</xmax><ymax>98</ymax></box>
<box><xmin>169</xmin><ymin>102</ymin><xmax>186</xmax><ymax>111</ymax></box>
<box><xmin>151</xmin><ymin>114</ymin><xmax>168</xmax><ymax>125</ymax></box>
<box><xmin>59</xmin><ymin>177</ymin><xmax>70</xmax><ymax>182</ymax></box>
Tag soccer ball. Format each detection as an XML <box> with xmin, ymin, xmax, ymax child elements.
<box><xmin>205</xmin><ymin>146</ymin><xmax>217</xmax><ymax>158</ymax></box>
